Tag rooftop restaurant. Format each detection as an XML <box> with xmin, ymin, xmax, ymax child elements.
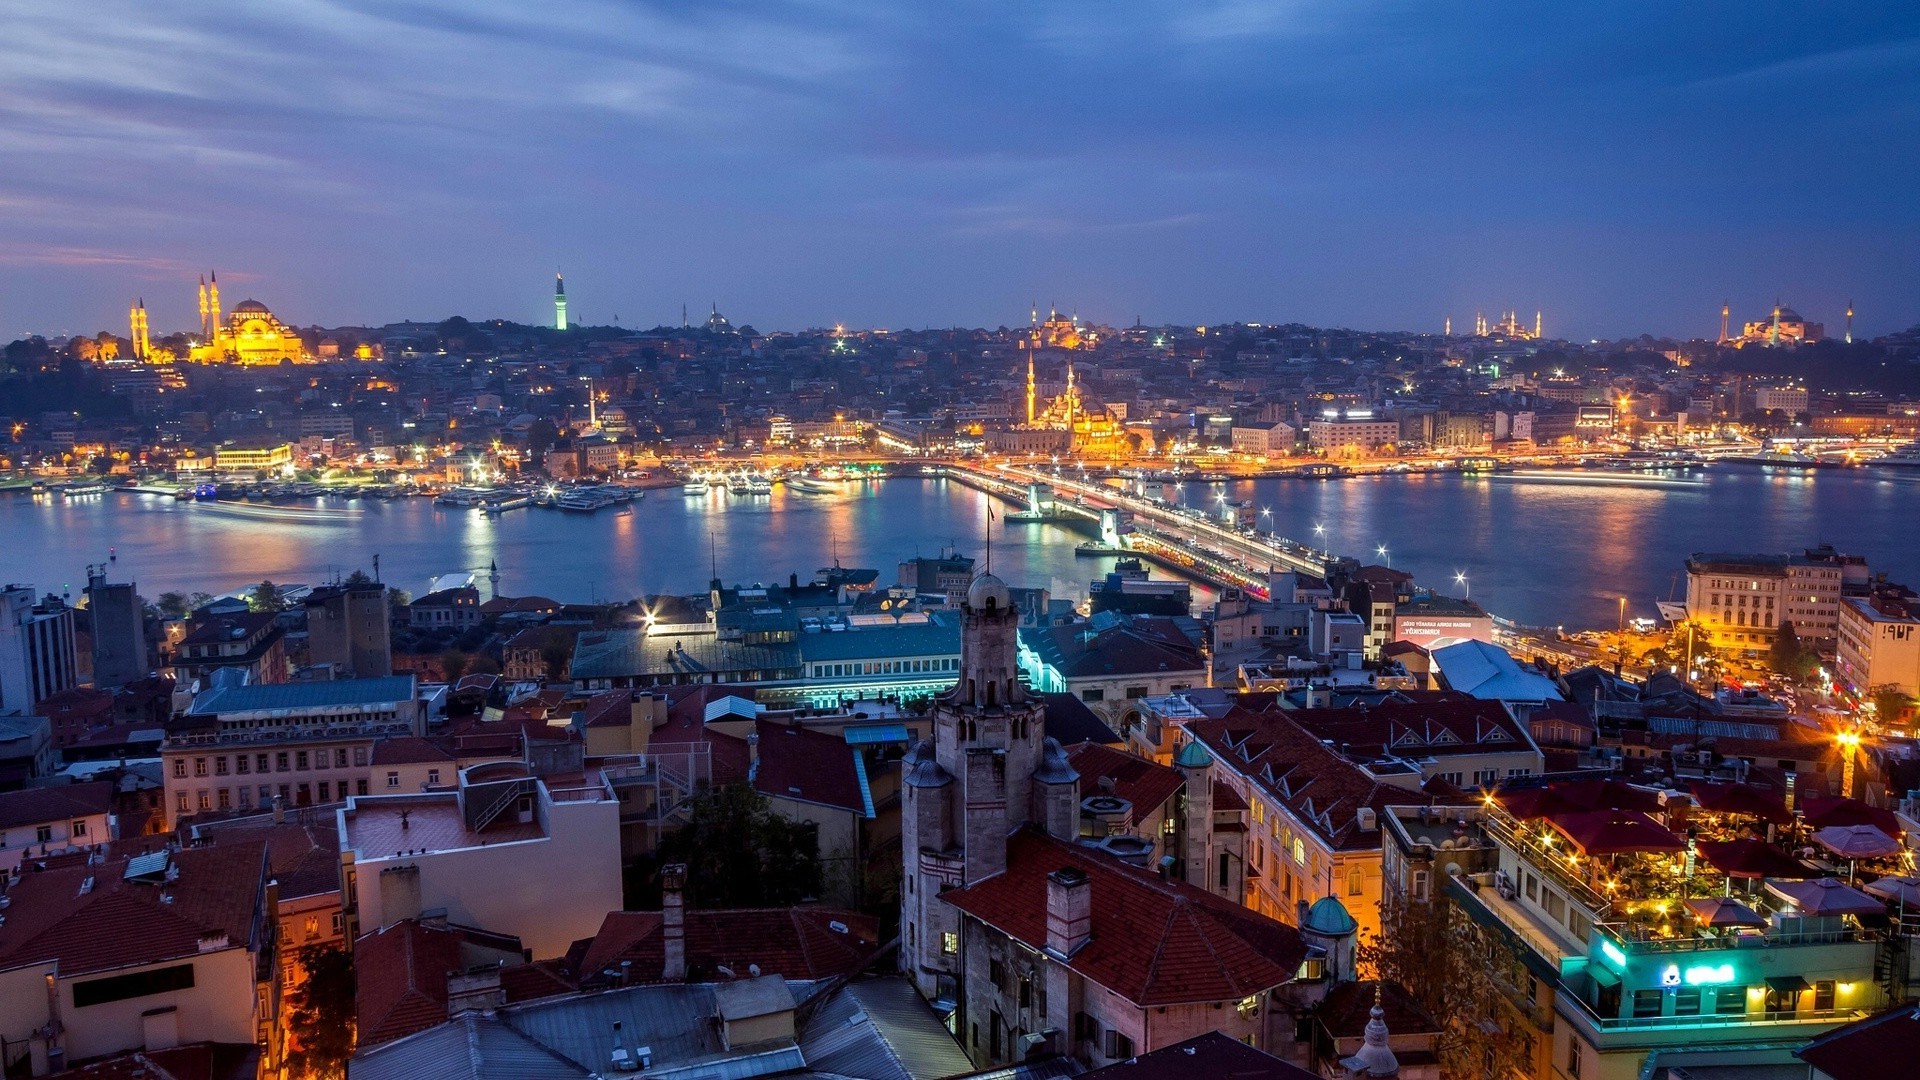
<box><xmin>1464</xmin><ymin>772</ymin><xmax>1918</xmax><ymax>1044</ymax></box>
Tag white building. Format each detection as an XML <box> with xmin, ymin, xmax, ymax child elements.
<box><xmin>1307</xmin><ymin>413</ymin><xmax>1399</xmax><ymax>456</ymax></box>
<box><xmin>1836</xmin><ymin>587</ymin><xmax>1920</xmax><ymax>700</ymax></box>
<box><xmin>0</xmin><ymin>782</ymin><xmax>114</xmax><ymax>871</ymax></box>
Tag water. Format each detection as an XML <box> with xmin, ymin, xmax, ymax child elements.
<box><xmin>2</xmin><ymin>466</ymin><xmax>1915</xmax><ymax>628</ymax></box>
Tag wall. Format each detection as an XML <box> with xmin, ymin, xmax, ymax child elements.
<box><xmin>0</xmin><ymin>810</ymin><xmax>112</xmax><ymax>871</ymax></box>
<box><xmin>58</xmin><ymin>948</ymin><xmax>258</xmax><ymax>1064</ymax></box>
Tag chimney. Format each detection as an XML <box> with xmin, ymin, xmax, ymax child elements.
<box><xmin>661</xmin><ymin>862</ymin><xmax>688</xmax><ymax>981</ymax></box>
<box><xmin>446</xmin><ymin>962</ymin><xmax>505</xmax><ymax>1015</ymax></box>
<box><xmin>1044</xmin><ymin>867</ymin><xmax>1091</xmax><ymax>958</ymax></box>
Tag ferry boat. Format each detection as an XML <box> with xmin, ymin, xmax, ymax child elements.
<box><xmin>59</xmin><ymin>481</ymin><xmax>110</xmax><ymax>497</ymax></box>
<box><xmin>726</xmin><ymin>474</ymin><xmax>751</xmax><ymax>496</ymax></box>
<box><xmin>1868</xmin><ymin>442</ymin><xmax>1920</xmax><ymax>470</ymax></box>
<box><xmin>556</xmin><ymin>490</ymin><xmax>610</xmax><ymax>512</ymax></box>
<box><xmin>748</xmin><ymin>475</ymin><xmax>773</xmax><ymax>496</ymax></box>
<box><xmin>483</xmin><ymin>494</ymin><xmax>532</xmax><ymax>513</ymax></box>
<box><xmin>682</xmin><ymin>477</ymin><xmax>711</xmax><ymax>495</ymax></box>
<box><xmin>785</xmin><ymin>475</ymin><xmax>835</xmax><ymax>494</ymax></box>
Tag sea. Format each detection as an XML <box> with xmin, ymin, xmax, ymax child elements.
<box><xmin>2</xmin><ymin>465</ymin><xmax>1915</xmax><ymax>630</ymax></box>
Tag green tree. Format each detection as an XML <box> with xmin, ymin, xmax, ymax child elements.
<box><xmin>187</xmin><ymin>591</ymin><xmax>216</xmax><ymax>611</ymax></box>
<box><xmin>248</xmin><ymin>580</ymin><xmax>289</xmax><ymax>613</ymax></box>
<box><xmin>1770</xmin><ymin>621</ymin><xmax>1817</xmax><ymax>681</ymax></box>
<box><xmin>1870</xmin><ymin>684</ymin><xmax>1916</xmax><ymax>724</ymax></box>
<box><xmin>156</xmin><ymin>591</ymin><xmax>190</xmax><ymax>618</ymax></box>
<box><xmin>541</xmin><ymin>640</ymin><xmax>573</xmax><ymax>679</ymax></box>
<box><xmin>343</xmin><ymin>569</ymin><xmax>375</xmax><ymax>586</ymax></box>
<box><xmin>654</xmin><ymin>783</ymin><xmax>822</xmax><ymax>908</ymax></box>
<box><xmin>286</xmin><ymin>944</ymin><xmax>355</xmax><ymax>1079</ymax></box>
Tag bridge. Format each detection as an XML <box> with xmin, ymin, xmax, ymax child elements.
<box><xmin>931</xmin><ymin>462</ymin><xmax>1344</xmax><ymax>598</ymax></box>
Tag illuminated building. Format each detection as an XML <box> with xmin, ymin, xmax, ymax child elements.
<box><xmin>127</xmin><ymin>298</ymin><xmax>151</xmax><ymax>361</ymax></box>
<box><xmin>554</xmin><ymin>272</ymin><xmax>568</xmax><ymax>331</ymax></box>
<box><xmin>1684</xmin><ymin>547</ymin><xmax>1866</xmax><ymax>652</ymax></box>
<box><xmin>185</xmin><ymin>272</ymin><xmax>311</xmax><ymax>365</ymax></box>
<box><xmin>1835</xmin><ymin>582</ymin><xmax>1920</xmax><ymax>704</ymax></box>
<box><xmin>1430</xmin><ymin>780</ymin><xmax>1914</xmax><ymax>1080</ymax></box>
<box><xmin>1033</xmin><ymin>303</ymin><xmax>1092</xmax><ymax>350</ymax></box>
<box><xmin>213</xmin><ymin>442</ymin><xmax>295</xmax><ymax>471</ymax></box>
<box><xmin>1846</xmin><ymin>300</ymin><xmax>1854</xmax><ymax>345</ymax></box>
<box><xmin>1474</xmin><ymin>309</ymin><xmax>1542</xmax><ymax>340</ymax></box>
<box><xmin>1738</xmin><ymin>303</ymin><xmax>1824</xmax><ymax>347</ymax></box>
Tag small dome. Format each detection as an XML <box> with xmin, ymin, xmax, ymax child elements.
<box><xmin>1173</xmin><ymin>741</ymin><xmax>1213</xmax><ymax>769</ymax></box>
<box><xmin>232</xmin><ymin>299</ymin><xmax>270</xmax><ymax>314</ymax></box>
<box><xmin>965</xmin><ymin>573</ymin><xmax>1011</xmax><ymax>612</ymax></box>
<box><xmin>1304</xmin><ymin>895</ymin><xmax>1359</xmax><ymax>937</ymax></box>
<box><xmin>1033</xmin><ymin>737</ymin><xmax>1078</xmax><ymax>784</ymax></box>
<box><xmin>902</xmin><ymin>740</ymin><xmax>953</xmax><ymax>789</ymax></box>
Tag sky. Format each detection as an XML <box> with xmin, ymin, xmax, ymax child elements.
<box><xmin>1</xmin><ymin>1</ymin><xmax>1917</xmax><ymax>342</ymax></box>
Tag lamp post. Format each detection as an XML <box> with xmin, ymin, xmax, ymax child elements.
<box><xmin>1377</xmin><ymin>544</ymin><xmax>1390</xmax><ymax>569</ymax></box>
<box><xmin>1455</xmin><ymin>572</ymin><xmax>1469</xmax><ymax>600</ymax></box>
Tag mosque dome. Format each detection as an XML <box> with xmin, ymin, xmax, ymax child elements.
<box><xmin>965</xmin><ymin>573</ymin><xmax>1011</xmax><ymax>612</ymax></box>
<box><xmin>1304</xmin><ymin>895</ymin><xmax>1360</xmax><ymax>937</ymax></box>
<box><xmin>232</xmin><ymin>299</ymin><xmax>270</xmax><ymax>314</ymax></box>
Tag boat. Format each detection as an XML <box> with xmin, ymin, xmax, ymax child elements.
<box><xmin>483</xmin><ymin>494</ymin><xmax>532</xmax><ymax>513</ymax></box>
<box><xmin>786</xmin><ymin>475</ymin><xmax>835</xmax><ymax>494</ymax></box>
<box><xmin>1868</xmin><ymin>442</ymin><xmax>1920</xmax><ymax>469</ymax></box>
<box><xmin>726</xmin><ymin>475</ymin><xmax>750</xmax><ymax>496</ymax></box>
<box><xmin>682</xmin><ymin>478</ymin><xmax>711</xmax><ymax>495</ymax></box>
<box><xmin>59</xmin><ymin>481</ymin><xmax>110</xmax><ymax>497</ymax></box>
<box><xmin>748</xmin><ymin>475</ymin><xmax>773</xmax><ymax>496</ymax></box>
<box><xmin>556</xmin><ymin>491</ymin><xmax>608</xmax><ymax>512</ymax></box>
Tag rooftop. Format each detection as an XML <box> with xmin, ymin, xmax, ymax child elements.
<box><xmin>342</xmin><ymin>792</ymin><xmax>547</xmax><ymax>861</ymax></box>
<box><xmin>567</xmin><ymin>906</ymin><xmax>879</xmax><ymax>985</ymax></box>
<box><xmin>188</xmin><ymin>674</ymin><xmax>417</xmax><ymax>715</ymax></box>
<box><xmin>0</xmin><ymin>780</ymin><xmax>112</xmax><ymax>831</ymax></box>
<box><xmin>1081</xmin><ymin>1031</ymin><xmax>1317</xmax><ymax>1080</ymax></box>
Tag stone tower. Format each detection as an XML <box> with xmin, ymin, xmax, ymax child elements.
<box><xmin>900</xmin><ymin>572</ymin><xmax>1077</xmax><ymax>1001</ymax></box>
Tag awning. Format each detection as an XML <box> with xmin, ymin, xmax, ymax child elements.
<box><xmin>842</xmin><ymin>723</ymin><xmax>910</xmax><ymax>745</ymax></box>
<box><xmin>1765</xmin><ymin>975</ymin><xmax>1810</xmax><ymax>993</ymax></box>
<box><xmin>1589</xmin><ymin>965</ymin><xmax>1621</xmax><ymax>988</ymax></box>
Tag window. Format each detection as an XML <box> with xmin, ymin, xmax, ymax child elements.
<box><xmin>1568</xmin><ymin>1038</ymin><xmax>1583</xmax><ymax>1078</ymax></box>
<box><xmin>214</xmin><ymin>757</ymin><xmax>229</xmax><ymax>776</ymax></box>
<box><xmin>276</xmin><ymin>752</ymin><xmax>290</xmax><ymax>773</ymax></box>
<box><xmin>356</xmin><ymin>779</ymin><xmax>369</xmax><ymax>796</ymax></box>
<box><xmin>236</xmin><ymin>756</ymin><xmax>250</xmax><ymax>775</ymax></box>
<box><xmin>1412</xmin><ymin>870</ymin><xmax>1430</xmax><ymax>901</ymax></box>
<box><xmin>386</xmin><ymin>771</ymin><xmax>400</xmax><ymax>788</ymax></box>
<box><xmin>296</xmin><ymin>783</ymin><xmax>311</xmax><ymax>805</ymax></box>
<box><xmin>317</xmin><ymin>782</ymin><xmax>330</xmax><ymax>802</ymax></box>
<box><xmin>35</xmin><ymin>825</ymin><xmax>52</xmax><ymax>843</ymax></box>
<box><xmin>193</xmin><ymin>757</ymin><xmax>208</xmax><ymax>777</ymax></box>
<box><xmin>1125</xmin><ymin>686</ymin><xmax>1148</xmax><ymax>699</ymax></box>
<box><xmin>1674</xmin><ymin>988</ymin><xmax>1702</xmax><ymax>1016</ymax></box>
<box><xmin>1081</xmin><ymin>688</ymin><xmax>1105</xmax><ymax>703</ymax></box>
<box><xmin>71</xmin><ymin>819</ymin><xmax>87</xmax><ymax>837</ymax></box>
<box><xmin>176</xmin><ymin>792</ymin><xmax>189</xmax><ymax>813</ymax></box>
<box><xmin>197</xmin><ymin>791</ymin><xmax>211</xmax><ymax>811</ymax></box>
<box><xmin>1632</xmin><ymin>989</ymin><xmax>1663</xmax><ymax>1019</ymax></box>
<box><xmin>1715</xmin><ymin>987</ymin><xmax>1748</xmax><ymax>1016</ymax></box>
<box><xmin>257</xmin><ymin>754</ymin><xmax>270</xmax><ymax>773</ymax></box>
<box><xmin>353</xmin><ymin>748</ymin><xmax>368</xmax><ymax>767</ymax></box>
<box><xmin>989</xmin><ymin>958</ymin><xmax>1006</xmax><ymax>990</ymax></box>
<box><xmin>1814</xmin><ymin>981</ymin><xmax>1835</xmax><ymax>1011</ymax></box>
<box><xmin>941</xmin><ymin>932</ymin><xmax>958</xmax><ymax>956</ymax></box>
<box><xmin>1347</xmin><ymin>865</ymin><xmax>1365</xmax><ymax>896</ymax></box>
<box><xmin>72</xmin><ymin>964</ymin><xmax>195</xmax><ymax>1008</ymax></box>
<box><xmin>427</xmin><ymin>768</ymin><xmax>441</xmax><ymax>785</ymax></box>
<box><xmin>172</xmin><ymin>759</ymin><xmax>187</xmax><ymax>778</ymax></box>
<box><xmin>1218</xmin><ymin>852</ymin><xmax>1230</xmax><ymax>891</ymax></box>
<box><xmin>296</xmin><ymin>751</ymin><xmax>309</xmax><ymax>770</ymax></box>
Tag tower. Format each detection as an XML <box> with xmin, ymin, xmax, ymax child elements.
<box><xmin>128</xmin><ymin>299</ymin><xmax>150</xmax><ymax>361</ymax></box>
<box><xmin>899</xmin><ymin>573</ymin><xmax>1071</xmax><ymax>1001</ymax></box>
<box><xmin>1720</xmin><ymin>300</ymin><xmax>1730</xmax><ymax>344</ymax></box>
<box><xmin>1443</xmin><ymin>315</ymin><xmax>1450</xmax><ymax>337</ymax></box>
<box><xmin>488</xmin><ymin>559</ymin><xmax>500</xmax><ymax>601</ymax></box>
<box><xmin>1025</xmin><ymin>346</ymin><xmax>1036</xmax><ymax>426</ymax></box>
<box><xmin>1534</xmin><ymin>310</ymin><xmax>1542</xmax><ymax>339</ymax></box>
<box><xmin>207</xmin><ymin>271</ymin><xmax>220</xmax><ymax>340</ymax></box>
<box><xmin>1846</xmin><ymin>300</ymin><xmax>1854</xmax><ymax>345</ymax></box>
<box><xmin>1770</xmin><ymin>300</ymin><xmax>1781</xmax><ymax>347</ymax></box>
<box><xmin>554</xmin><ymin>272</ymin><xmax>568</xmax><ymax>331</ymax></box>
<box><xmin>198</xmin><ymin>275</ymin><xmax>209</xmax><ymax>338</ymax></box>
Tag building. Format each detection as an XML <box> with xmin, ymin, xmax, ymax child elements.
<box><xmin>339</xmin><ymin>760</ymin><xmax>622</xmax><ymax>960</ymax></box>
<box><xmin>85</xmin><ymin>567</ymin><xmax>149</xmax><ymax>689</ymax></box>
<box><xmin>1835</xmin><ymin>583</ymin><xmax>1920</xmax><ymax>703</ymax></box>
<box><xmin>1017</xmin><ymin>612</ymin><xmax>1206</xmax><ymax>731</ymax></box>
<box><xmin>554</xmin><ymin>272</ymin><xmax>568</xmax><ymax>331</ymax></box>
<box><xmin>1753</xmin><ymin>386</ymin><xmax>1810</xmax><ymax>413</ymax></box>
<box><xmin>186</xmin><ymin>280</ymin><xmax>311</xmax><ymax>364</ymax></box>
<box><xmin>899</xmin><ymin>573</ymin><xmax>1309</xmax><ymax>1069</ymax></box>
<box><xmin>1738</xmin><ymin>304</ymin><xmax>1824</xmax><ymax>347</ymax></box>
<box><xmin>212</xmin><ymin>442</ymin><xmax>294</xmax><ymax>471</ymax></box>
<box><xmin>1443</xmin><ymin>777</ymin><xmax>1914</xmax><ymax>1080</ymax></box>
<box><xmin>1233</xmin><ymin>423</ymin><xmax>1296</xmax><ymax>456</ymax></box>
<box><xmin>1428</xmin><ymin>639</ymin><xmax>1565</xmax><ymax>707</ymax></box>
<box><xmin>0</xmin><ymin>585</ymin><xmax>78</xmax><ymax>716</ymax></box>
<box><xmin>1308</xmin><ymin>412</ymin><xmax>1400</xmax><ymax>456</ymax></box>
<box><xmin>407</xmin><ymin>586</ymin><xmax>482</xmax><ymax>630</ymax></box>
<box><xmin>191</xmin><ymin>808</ymin><xmax>346</xmax><ymax>993</ymax></box>
<box><xmin>304</xmin><ymin>581</ymin><xmax>393</xmax><ymax>679</ymax></box>
<box><xmin>1080</xmin><ymin>1031</ymin><xmax>1319</xmax><ymax>1079</ymax></box>
<box><xmin>0</xmin><ymin>841</ymin><xmax>280</xmax><ymax>1075</ymax></box>
<box><xmin>160</xmin><ymin>675</ymin><xmax>423</xmax><ymax>826</ymax></box>
<box><xmin>1685</xmin><ymin>547</ymin><xmax>1867</xmax><ymax>652</ymax></box>
<box><xmin>1392</xmin><ymin>594</ymin><xmax>1494</xmax><ymax>651</ymax></box>
<box><xmin>0</xmin><ymin>715</ymin><xmax>55</xmax><ymax>788</ymax></box>
<box><xmin>0</xmin><ymin>781</ymin><xmax>114</xmax><ymax>870</ymax></box>
<box><xmin>171</xmin><ymin>610</ymin><xmax>287</xmax><ymax>687</ymax></box>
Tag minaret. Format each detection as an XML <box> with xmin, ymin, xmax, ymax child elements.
<box><xmin>1025</xmin><ymin>346</ymin><xmax>1036</xmax><ymax>426</ymax></box>
<box><xmin>1534</xmin><ymin>310</ymin><xmax>1542</xmax><ymax>339</ymax></box>
<box><xmin>1846</xmin><ymin>300</ymin><xmax>1854</xmax><ymax>344</ymax></box>
<box><xmin>207</xmin><ymin>271</ymin><xmax>221</xmax><ymax>342</ymax></box>
<box><xmin>197</xmin><ymin>275</ymin><xmax>210</xmax><ymax>339</ymax></box>
<box><xmin>487</xmin><ymin>559</ymin><xmax>500</xmax><ymax>601</ymax></box>
<box><xmin>1443</xmin><ymin>315</ymin><xmax>1450</xmax><ymax>337</ymax></box>
<box><xmin>1720</xmin><ymin>301</ymin><xmax>1730</xmax><ymax>344</ymax></box>
<box><xmin>1770</xmin><ymin>300</ymin><xmax>1781</xmax><ymax>347</ymax></box>
<box><xmin>554</xmin><ymin>272</ymin><xmax>568</xmax><ymax>331</ymax></box>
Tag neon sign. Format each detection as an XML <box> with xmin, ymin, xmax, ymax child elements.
<box><xmin>1683</xmin><ymin>964</ymin><xmax>1737</xmax><ymax>986</ymax></box>
<box><xmin>1600</xmin><ymin>941</ymin><xmax>1627</xmax><ymax>969</ymax></box>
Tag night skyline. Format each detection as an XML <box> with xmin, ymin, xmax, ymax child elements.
<box><xmin>3</xmin><ymin>1</ymin><xmax>1917</xmax><ymax>341</ymax></box>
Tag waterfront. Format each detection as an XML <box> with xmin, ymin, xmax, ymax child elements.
<box><xmin>2</xmin><ymin>464</ymin><xmax>1915</xmax><ymax>628</ymax></box>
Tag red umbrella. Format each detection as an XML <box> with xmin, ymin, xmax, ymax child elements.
<box><xmin>1548</xmin><ymin>809</ymin><xmax>1684</xmax><ymax>856</ymax></box>
<box><xmin>1813</xmin><ymin>824</ymin><xmax>1903</xmax><ymax>860</ymax></box>
<box><xmin>1688</xmin><ymin>781</ymin><xmax>1790</xmax><ymax>825</ymax></box>
<box><xmin>1697</xmin><ymin>838</ymin><xmax>1815</xmax><ymax>880</ymax></box>
<box><xmin>1802</xmin><ymin>795</ymin><xmax>1903</xmax><ymax>837</ymax></box>
<box><xmin>1764</xmin><ymin>877</ymin><xmax>1886</xmax><ymax>918</ymax></box>
<box><xmin>1684</xmin><ymin>896</ymin><xmax>1767</xmax><ymax>927</ymax></box>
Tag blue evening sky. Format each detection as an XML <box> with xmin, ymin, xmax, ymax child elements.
<box><xmin>1</xmin><ymin>1</ymin><xmax>1915</xmax><ymax>340</ymax></box>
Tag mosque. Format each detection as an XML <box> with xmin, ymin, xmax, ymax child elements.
<box><xmin>1732</xmin><ymin>301</ymin><xmax>1825</xmax><ymax>347</ymax></box>
<box><xmin>185</xmin><ymin>273</ymin><xmax>312</xmax><ymax>365</ymax></box>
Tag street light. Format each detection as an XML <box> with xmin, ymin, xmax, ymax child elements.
<box><xmin>1377</xmin><ymin>544</ymin><xmax>1390</xmax><ymax>568</ymax></box>
<box><xmin>1454</xmin><ymin>572</ymin><xmax>1468</xmax><ymax>599</ymax></box>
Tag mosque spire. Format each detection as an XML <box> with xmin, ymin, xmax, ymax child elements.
<box><xmin>1846</xmin><ymin>299</ymin><xmax>1854</xmax><ymax>344</ymax></box>
<box><xmin>1340</xmin><ymin>982</ymin><xmax>1401</xmax><ymax>1077</ymax></box>
<box><xmin>554</xmin><ymin>270</ymin><xmax>568</xmax><ymax>331</ymax></box>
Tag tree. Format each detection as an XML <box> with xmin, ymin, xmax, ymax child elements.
<box><xmin>1770</xmin><ymin>622</ymin><xmax>1817</xmax><ymax>681</ymax></box>
<box><xmin>1869</xmin><ymin>684</ymin><xmax>1916</xmax><ymax>724</ymax></box>
<box><xmin>188</xmin><ymin>591</ymin><xmax>216</xmax><ymax>611</ymax></box>
<box><xmin>285</xmin><ymin>943</ymin><xmax>354</xmax><ymax>1079</ymax></box>
<box><xmin>541</xmin><ymin>640</ymin><xmax>573</xmax><ymax>679</ymax></box>
<box><xmin>652</xmin><ymin>783</ymin><xmax>822</xmax><ymax>908</ymax></box>
<box><xmin>248</xmin><ymin>580</ymin><xmax>289</xmax><ymax>613</ymax></box>
<box><xmin>343</xmin><ymin>569</ymin><xmax>375</xmax><ymax>586</ymax></box>
<box><xmin>1361</xmin><ymin>884</ymin><xmax>1536</xmax><ymax>1080</ymax></box>
<box><xmin>156</xmin><ymin>591</ymin><xmax>190</xmax><ymax>618</ymax></box>
<box><xmin>441</xmin><ymin>649</ymin><xmax>471</xmax><ymax>682</ymax></box>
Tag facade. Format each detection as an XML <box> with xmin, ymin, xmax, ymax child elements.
<box><xmin>187</xmin><ymin>292</ymin><xmax>311</xmax><ymax>365</ymax></box>
<box><xmin>338</xmin><ymin>761</ymin><xmax>622</xmax><ymax>960</ymax></box>
<box><xmin>304</xmin><ymin>582</ymin><xmax>394</xmax><ymax>679</ymax></box>
<box><xmin>1308</xmin><ymin>414</ymin><xmax>1400</xmax><ymax>456</ymax></box>
<box><xmin>85</xmin><ymin>569</ymin><xmax>149</xmax><ymax>689</ymax></box>
<box><xmin>1392</xmin><ymin>594</ymin><xmax>1494</xmax><ymax>651</ymax></box>
<box><xmin>211</xmin><ymin>443</ymin><xmax>295</xmax><ymax>471</ymax></box>
<box><xmin>0</xmin><ymin>781</ymin><xmax>114</xmax><ymax>870</ymax></box>
<box><xmin>406</xmin><ymin>586</ymin><xmax>481</xmax><ymax>629</ymax></box>
<box><xmin>1232</xmin><ymin>423</ymin><xmax>1295</xmax><ymax>455</ymax></box>
<box><xmin>1685</xmin><ymin>547</ymin><xmax>1865</xmax><ymax>652</ymax></box>
<box><xmin>171</xmin><ymin>610</ymin><xmax>288</xmax><ymax>686</ymax></box>
<box><xmin>160</xmin><ymin>676</ymin><xmax>423</xmax><ymax>827</ymax></box>
<box><xmin>1017</xmin><ymin>615</ymin><xmax>1205</xmax><ymax>731</ymax></box>
<box><xmin>900</xmin><ymin>574</ymin><xmax>1307</xmax><ymax>1070</ymax></box>
<box><xmin>0</xmin><ymin>585</ymin><xmax>77</xmax><ymax>716</ymax></box>
<box><xmin>1835</xmin><ymin>584</ymin><xmax>1920</xmax><ymax>701</ymax></box>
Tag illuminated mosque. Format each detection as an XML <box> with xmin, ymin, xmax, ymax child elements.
<box><xmin>185</xmin><ymin>272</ymin><xmax>312</xmax><ymax>365</ymax></box>
<box><xmin>1019</xmin><ymin>308</ymin><xmax>1127</xmax><ymax>455</ymax></box>
<box><xmin>1730</xmin><ymin>301</ymin><xmax>1825</xmax><ymax>347</ymax></box>
<box><xmin>1470</xmin><ymin>309</ymin><xmax>1543</xmax><ymax>340</ymax></box>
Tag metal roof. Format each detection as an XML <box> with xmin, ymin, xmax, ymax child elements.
<box><xmin>348</xmin><ymin>1014</ymin><xmax>593</xmax><ymax>1080</ymax></box>
<box><xmin>190</xmin><ymin>675</ymin><xmax>416</xmax><ymax>715</ymax></box>
<box><xmin>798</xmin><ymin>623</ymin><xmax>959</xmax><ymax>662</ymax></box>
<box><xmin>797</xmin><ymin>977</ymin><xmax>976</xmax><ymax>1080</ymax></box>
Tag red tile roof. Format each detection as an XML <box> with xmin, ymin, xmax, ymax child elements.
<box><xmin>1795</xmin><ymin>1004</ymin><xmax>1920</xmax><ymax>1080</ymax></box>
<box><xmin>751</xmin><ymin>719</ymin><xmax>865</xmax><ymax>813</ymax></box>
<box><xmin>355</xmin><ymin>919</ymin><xmax>466</xmax><ymax>1047</ymax></box>
<box><xmin>941</xmin><ymin>829</ymin><xmax>1306</xmax><ymax>1006</ymax></box>
<box><xmin>1315</xmin><ymin>979</ymin><xmax>1442</xmax><ymax>1039</ymax></box>
<box><xmin>0</xmin><ymin>780</ymin><xmax>112</xmax><ymax>831</ymax></box>
<box><xmin>566</xmin><ymin>906</ymin><xmax>879</xmax><ymax>986</ymax></box>
<box><xmin>56</xmin><ymin>1041</ymin><xmax>260</xmax><ymax>1080</ymax></box>
<box><xmin>1065</xmin><ymin>743</ymin><xmax>1185</xmax><ymax>826</ymax></box>
<box><xmin>1081</xmin><ymin>1031</ymin><xmax>1317</xmax><ymax>1080</ymax></box>
<box><xmin>370</xmin><ymin>736</ymin><xmax>457</xmax><ymax>766</ymax></box>
<box><xmin>0</xmin><ymin>842</ymin><xmax>267</xmax><ymax>977</ymax></box>
<box><xmin>191</xmin><ymin>817</ymin><xmax>341</xmax><ymax>901</ymax></box>
<box><xmin>1188</xmin><ymin>709</ymin><xmax>1468</xmax><ymax>852</ymax></box>
<box><xmin>1280</xmin><ymin>699</ymin><xmax>1532</xmax><ymax>759</ymax></box>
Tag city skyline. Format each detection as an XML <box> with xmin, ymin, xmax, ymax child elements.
<box><xmin>2</xmin><ymin>1</ymin><xmax>1917</xmax><ymax>341</ymax></box>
